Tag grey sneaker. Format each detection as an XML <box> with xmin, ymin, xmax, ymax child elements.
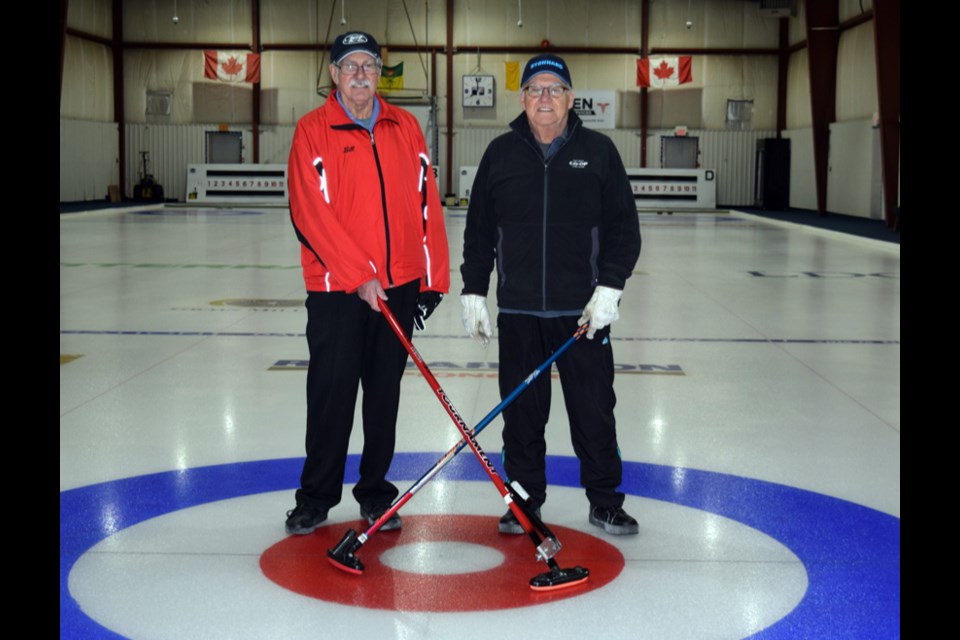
<box><xmin>360</xmin><ymin>504</ymin><xmax>401</xmax><ymax>531</ymax></box>
<box><xmin>498</xmin><ymin>507</ymin><xmax>540</xmax><ymax>535</ymax></box>
<box><xmin>589</xmin><ymin>505</ymin><xmax>639</xmax><ymax>535</ymax></box>
<box><xmin>285</xmin><ymin>504</ymin><xmax>327</xmax><ymax>535</ymax></box>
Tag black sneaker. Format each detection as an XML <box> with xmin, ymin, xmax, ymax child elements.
<box><xmin>360</xmin><ymin>504</ymin><xmax>401</xmax><ymax>531</ymax></box>
<box><xmin>498</xmin><ymin>507</ymin><xmax>540</xmax><ymax>535</ymax></box>
<box><xmin>285</xmin><ymin>504</ymin><xmax>327</xmax><ymax>535</ymax></box>
<box><xmin>589</xmin><ymin>505</ymin><xmax>639</xmax><ymax>535</ymax></box>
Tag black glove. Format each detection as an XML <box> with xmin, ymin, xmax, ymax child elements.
<box><xmin>413</xmin><ymin>291</ymin><xmax>444</xmax><ymax>331</ymax></box>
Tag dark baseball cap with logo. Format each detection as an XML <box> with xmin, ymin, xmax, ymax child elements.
<box><xmin>331</xmin><ymin>31</ymin><xmax>381</xmax><ymax>64</ymax></box>
<box><xmin>521</xmin><ymin>54</ymin><xmax>573</xmax><ymax>88</ymax></box>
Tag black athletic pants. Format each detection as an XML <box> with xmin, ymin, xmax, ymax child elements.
<box><xmin>497</xmin><ymin>313</ymin><xmax>624</xmax><ymax>509</ymax></box>
<box><xmin>296</xmin><ymin>280</ymin><xmax>419</xmax><ymax>511</ymax></box>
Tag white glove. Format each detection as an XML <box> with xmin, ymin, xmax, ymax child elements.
<box><xmin>461</xmin><ymin>294</ymin><xmax>493</xmax><ymax>345</ymax></box>
<box><xmin>578</xmin><ymin>286</ymin><xmax>622</xmax><ymax>339</ymax></box>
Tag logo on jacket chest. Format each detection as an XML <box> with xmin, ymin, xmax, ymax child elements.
<box><xmin>568</xmin><ymin>159</ymin><xmax>589</xmax><ymax>169</ymax></box>
<box><xmin>344</xmin><ymin>145</ymin><xmax>356</xmax><ymax>154</ymax></box>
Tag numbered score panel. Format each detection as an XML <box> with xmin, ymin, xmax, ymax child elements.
<box><xmin>456</xmin><ymin>167</ymin><xmax>716</xmax><ymax>212</ymax></box>
<box><xmin>185</xmin><ymin>164</ymin><xmax>288</xmax><ymax>204</ymax></box>
<box><xmin>185</xmin><ymin>164</ymin><xmax>441</xmax><ymax>206</ymax></box>
<box><xmin>625</xmin><ymin>168</ymin><xmax>717</xmax><ymax>211</ymax></box>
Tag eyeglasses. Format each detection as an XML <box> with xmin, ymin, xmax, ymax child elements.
<box><xmin>336</xmin><ymin>60</ymin><xmax>381</xmax><ymax>76</ymax></box>
<box><xmin>523</xmin><ymin>84</ymin><xmax>569</xmax><ymax>98</ymax></box>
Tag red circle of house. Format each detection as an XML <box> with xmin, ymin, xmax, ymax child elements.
<box><xmin>261</xmin><ymin>514</ymin><xmax>624</xmax><ymax>611</ymax></box>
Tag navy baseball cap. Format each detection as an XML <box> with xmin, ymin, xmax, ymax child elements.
<box><xmin>521</xmin><ymin>54</ymin><xmax>573</xmax><ymax>88</ymax></box>
<box><xmin>331</xmin><ymin>31</ymin><xmax>381</xmax><ymax>64</ymax></box>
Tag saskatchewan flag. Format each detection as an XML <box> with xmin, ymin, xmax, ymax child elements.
<box><xmin>378</xmin><ymin>62</ymin><xmax>404</xmax><ymax>91</ymax></box>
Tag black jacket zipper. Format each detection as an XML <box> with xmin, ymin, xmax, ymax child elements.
<box><xmin>369</xmin><ymin>129</ymin><xmax>394</xmax><ymax>287</ymax></box>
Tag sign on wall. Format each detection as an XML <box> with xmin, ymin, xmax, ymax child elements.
<box><xmin>573</xmin><ymin>91</ymin><xmax>616</xmax><ymax>129</ymax></box>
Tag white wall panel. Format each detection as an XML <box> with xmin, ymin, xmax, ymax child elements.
<box><xmin>60</xmin><ymin>121</ymin><xmax>290</xmax><ymax>203</ymax></box>
<box><xmin>454</xmin><ymin>0</ymin><xmax>642</xmax><ymax>49</ymax></box>
<box><xmin>781</xmin><ymin>122</ymin><xmax>881</xmax><ymax>219</ymax></box>
<box><xmin>786</xmin><ymin>48</ymin><xmax>811</xmax><ymax>129</ymax></box>
<box><xmin>449</xmin><ymin>128</ymin><xmax>506</xmax><ymax>195</ymax></box>
<box><xmin>259</xmin><ymin>126</ymin><xmax>297</xmax><ymax>165</ymax></box>
<box><xmin>64</xmin><ymin>0</ymin><xmax>790</xmax><ymax>133</ymax></box>
<box><xmin>61</xmin><ymin>119</ymin><xmax>119</xmax><ymax>202</ymax></box>
<box><xmin>604</xmin><ymin>130</ymin><xmax>646</xmax><ymax>168</ymax></box>
<box><xmin>67</xmin><ymin>0</ymin><xmax>113</xmax><ymax>39</ymax></box>
<box><xmin>783</xmin><ymin>127</ymin><xmax>817</xmax><ymax>211</ymax></box>
<box><xmin>827</xmin><ymin>119</ymin><xmax>880</xmax><ymax>219</ymax></box>
<box><xmin>62</xmin><ymin>118</ymin><xmax>783</xmax><ymax>207</ymax></box>
<box><xmin>61</xmin><ymin>1</ymin><xmax>883</xmax><ymax>210</ymax></box>
<box><xmin>69</xmin><ymin>121</ymin><xmax>832</xmax><ymax>210</ymax></box>
<box><xmin>124</xmin><ymin>124</ymin><xmax>253</xmax><ymax>201</ymax></box>
<box><xmin>836</xmin><ymin>22</ymin><xmax>878</xmax><ymax>121</ymax></box>
<box><xmin>649</xmin><ymin>0</ymin><xmax>779</xmax><ymax>49</ymax></box>
<box><xmin>698</xmin><ymin>56</ymin><xmax>779</xmax><ymax>130</ymax></box>
<box><xmin>643</xmin><ymin>129</ymin><xmax>776</xmax><ymax>206</ymax></box>
<box><xmin>122</xmin><ymin>0</ymin><xmax>250</xmax><ymax>42</ymax></box>
<box><xmin>700</xmin><ymin>129</ymin><xmax>776</xmax><ymax>206</ymax></box>
<box><xmin>789</xmin><ymin>0</ymin><xmax>807</xmax><ymax>45</ymax></box>
<box><xmin>840</xmin><ymin>0</ymin><xmax>873</xmax><ymax>22</ymax></box>
<box><xmin>61</xmin><ymin>37</ymin><xmax>114</xmax><ymax>121</ymax></box>
<box><xmin>448</xmin><ymin>127</ymin><xmax>767</xmax><ymax>207</ymax></box>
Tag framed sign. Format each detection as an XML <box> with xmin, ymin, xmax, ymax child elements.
<box><xmin>462</xmin><ymin>75</ymin><xmax>495</xmax><ymax>108</ymax></box>
<box><xmin>573</xmin><ymin>91</ymin><xmax>616</xmax><ymax>129</ymax></box>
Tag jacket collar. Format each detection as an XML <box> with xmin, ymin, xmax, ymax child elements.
<box><xmin>509</xmin><ymin>108</ymin><xmax>582</xmax><ymax>144</ymax></box>
<box><xmin>327</xmin><ymin>89</ymin><xmax>401</xmax><ymax>128</ymax></box>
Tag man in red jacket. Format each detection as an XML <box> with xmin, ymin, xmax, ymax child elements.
<box><xmin>285</xmin><ymin>31</ymin><xmax>450</xmax><ymax>535</ymax></box>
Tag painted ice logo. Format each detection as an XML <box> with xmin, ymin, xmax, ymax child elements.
<box><xmin>342</xmin><ymin>33</ymin><xmax>369</xmax><ymax>45</ymax></box>
<box><xmin>569</xmin><ymin>159</ymin><xmax>589</xmax><ymax>169</ymax></box>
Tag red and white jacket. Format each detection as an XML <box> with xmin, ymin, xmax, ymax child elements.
<box><xmin>288</xmin><ymin>93</ymin><xmax>449</xmax><ymax>295</ymax></box>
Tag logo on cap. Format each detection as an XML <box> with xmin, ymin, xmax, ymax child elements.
<box><xmin>343</xmin><ymin>33</ymin><xmax>369</xmax><ymax>45</ymax></box>
<box><xmin>532</xmin><ymin>59</ymin><xmax>564</xmax><ymax>71</ymax></box>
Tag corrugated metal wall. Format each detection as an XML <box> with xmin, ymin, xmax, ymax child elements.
<box><xmin>604</xmin><ymin>130</ymin><xmax>647</xmax><ymax>168</ymax></box>
<box><xmin>448</xmin><ymin>128</ymin><xmax>506</xmax><ymax>195</ymax></box>
<box><xmin>62</xmin><ymin>121</ymin><xmax>774</xmax><ymax>208</ymax></box>
<box><xmin>783</xmin><ymin>128</ymin><xmax>817</xmax><ymax>211</ymax></box>
<box><xmin>449</xmin><ymin>127</ymin><xmax>776</xmax><ymax>207</ymax></box>
<box><xmin>60</xmin><ymin>119</ymin><xmax>119</xmax><ymax>202</ymax></box>
<box><xmin>260</xmin><ymin>126</ymin><xmax>296</xmax><ymax>165</ymax></box>
<box><xmin>641</xmin><ymin>129</ymin><xmax>777</xmax><ymax>206</ymax></box>
<box><xmin>124</xmin><ymin>124</ymin><xmax>254</xmax><ymax>202</ymax></box>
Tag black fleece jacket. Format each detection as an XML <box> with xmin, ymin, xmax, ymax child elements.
<box><xmin>461</xmin><ymin>110</ymin><xmax>641</xmax><ymax>312</ymax></box>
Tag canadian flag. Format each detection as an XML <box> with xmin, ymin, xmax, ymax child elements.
<box><xmin>204</xmin><ymin>51</ymin><xmax>261</xmax><ymax>83</ymax></box>
<box><xmin>636</xmin><ymin>57</ymin><xmax>692</xmax><ymax>88</ymax></box>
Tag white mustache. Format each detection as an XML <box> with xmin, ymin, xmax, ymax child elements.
<box><xmin>349</xmin><ymin>79</ymin><xmax>373</xmax><ymax>88</ymax></box>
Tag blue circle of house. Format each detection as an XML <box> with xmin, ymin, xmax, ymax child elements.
<box><xmin>60</xmin><ymin>454</ymin><xmax>899</xmax><ymax>638</ymax></box>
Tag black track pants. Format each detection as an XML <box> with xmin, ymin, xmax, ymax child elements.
<box><xmin>497</xmin><ymin>313</ymin><xmax>625</xmax><ymax>509</ymax></box>
<box><xmin>296</xmin><ymin>280</ymin><xmax>419</xmax><ymax>510</ymax></box>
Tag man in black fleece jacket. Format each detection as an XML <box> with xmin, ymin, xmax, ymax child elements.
<box><xmin>460</xmin><ymin>53</ymin><xmax>642</xmax><ymax>536</ymax></box>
